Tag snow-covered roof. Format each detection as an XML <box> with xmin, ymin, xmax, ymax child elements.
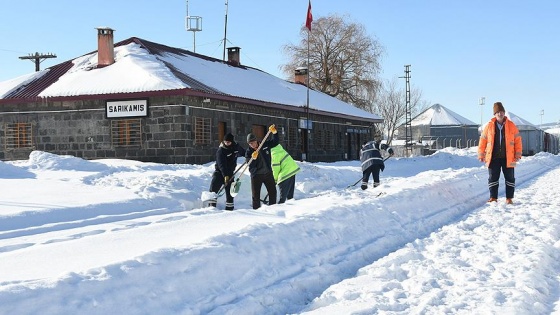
<box><xmin>505</xmin><ymin>111</ymin><xmax>537</xmax><ymax>129</ymax></box>
<box><xmin>544</xmin><ymin>127</ymin><xmax>560</xmax><ymax>135</ymax></box>
<box><xmin>0</xmin><ymin>37</ymin><xmax>380</xmax><ymax>121</ymax></box>
<box><xmin>0</xmin><ymin>71</ymin><xmax>46</xmax><ymax>99</ymax></box>
<box><xmin>411</xmin><ymin>103</ymin><xmax>477</xmax><ymax>127</ymax></box>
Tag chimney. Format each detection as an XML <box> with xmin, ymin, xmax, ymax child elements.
<box><xmin>227</xmin><ymin>47</ymin><xmax>240</xmax><ymax>65</ymax></box>
<box><xmin>96</xmin><ymin>27</ymin><xmax>115</xmax><ymax>67</ymax></box>
<box><xmin>294</xmin><ymin>67</ymin><xmax>308</xmax><ymax>85</ymax></box>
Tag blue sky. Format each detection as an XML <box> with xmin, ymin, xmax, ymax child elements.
<box><xmin>1</xmin><ymin>0</ymin><xmax>559</xmax><ymax>127</ymax></box>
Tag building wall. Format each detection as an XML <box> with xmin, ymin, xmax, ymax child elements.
<box><xmin>0</xmin><ymin>94</ymin><xmax>376</xmax><ymax>164</ymax></box>
<box><xmin>520</xmin><ymin>129</ymin><xmax>543</xmax><ymax>156</ymax></box>
<box><xmin>397</xmin><ymin>124</ymin><xmax>479</xmax><ymax>150</ymax></box>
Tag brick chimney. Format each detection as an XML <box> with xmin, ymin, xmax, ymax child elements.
<box><xmin>227</xmin><ymin>47</ymin><xmax>240</xmax><ymax>66</ymax></box>
<box><xmin>295</xmin><ymin>67</ymin><xmax>308</xmax><ymax>85</ymax></box>
<box><xmin>96</xmin><ymin>27</ymin><xmax>115</xmax><ymax>67</ymax></box>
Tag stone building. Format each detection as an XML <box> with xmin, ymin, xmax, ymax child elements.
<box><xmin>0</xmin><ymin>28</ymin><xmax>382</xmax><ymax>164</ymax></box>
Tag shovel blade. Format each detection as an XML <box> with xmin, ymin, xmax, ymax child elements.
<box><xmin>230</xmin><ymin>179</ymin><xmax>242</xmax><ymax>197</ymax></box>
<box><xmin>201</xmin><ymin>191</ymin><xmax>218</xmax><ymax>207</ymax></box>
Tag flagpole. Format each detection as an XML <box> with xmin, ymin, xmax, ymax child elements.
<box><xmin>304</xmin><ymin>0</ymin><xmax>312</xmax><ymax>162</ymax></box>
<box><xmin>306</xmin><ymin>30</ymin><xmax>310</xmax><ymax>162</ymax></box>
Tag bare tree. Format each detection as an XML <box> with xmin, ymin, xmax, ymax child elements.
<box><xmin>372</xmin><ymin>78</ymin><xmax>429</xmax><ymax>145</ymax></box>
<box><xmin>281</xmin><ymin>14</ymin><xmax>384</xmax><ymax>110</ymax></box>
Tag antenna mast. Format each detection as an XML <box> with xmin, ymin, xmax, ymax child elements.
<box><xmin>185</xmin><ymin>0</ymin><xmax>202</xmax><ymax>52</ymax></box>
<box><xmin>222</xmin><ymin>0</ymin><xmax>229</xmax><ymax>61</ymax></box>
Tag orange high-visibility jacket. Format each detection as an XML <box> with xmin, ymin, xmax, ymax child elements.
<box><xmin>478</xmin><ymin>117</ymin><xmax>522</xmax><ymax>168</ymax></box>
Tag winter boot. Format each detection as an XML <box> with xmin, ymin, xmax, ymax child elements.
<box><xmin>373</xmin><ymin>182</ymin><xmax>380</xmax><ymax>188</ymax></box>
<box><xmin>225</xmin><ymin>201</ymin><xmax>234</xmax><ymax>211</ymax></box>
<box><xmin>361</xmin><ymin>181</ymin><xmax>368</xmax><ymax>190</ymax></box>
<box><xmin>487</xmin><ymin>197</ymin><xmax>498</xmax><ymax>203</ymax></box>
<box><xmin>505</xmin><ymin>198</ymin><xmax>513</xmax><ymax>204</ymax></box>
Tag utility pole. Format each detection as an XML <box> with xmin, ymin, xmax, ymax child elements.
<box><xmin>540</xmin><ymin>109</ymin><xmax>544</xmax><ymax>128</ymax></box>
<box><xmin>19</xmin><ymin>52</ymin><xmax>57</xmax><ymax>72</ymax></box>
<box><xmin>400</xmin><ymin>65</ymin><xmax>412</xmax><ymax>157</ymax></box>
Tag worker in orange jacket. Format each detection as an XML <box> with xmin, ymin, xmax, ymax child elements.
<box><xmin>478</xmin><ymin>101</ymin><xmax>522</xmax><ymax>204</ymax></box>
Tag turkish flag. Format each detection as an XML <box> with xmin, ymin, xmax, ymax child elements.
<box><xmin>305</xmin><ymin>0</ymin><xmax>313</xmax><ymax>31</ymax></box>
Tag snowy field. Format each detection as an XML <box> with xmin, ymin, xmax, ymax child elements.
<box><xmin>1</xmin><ymin>148</ymin><xmax>559</xmax><ymax>314</ymax></box>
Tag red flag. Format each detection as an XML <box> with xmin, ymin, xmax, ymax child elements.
<box><xmin>305</xmin><ymin>0</ymin><xmax>313</xmax><ymax>31</ymax></box>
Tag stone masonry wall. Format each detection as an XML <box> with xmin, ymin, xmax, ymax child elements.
<box><xmin>0</xmin><ymin>95</ymin><xmax>375</xmax><ymax>164</ymax></box>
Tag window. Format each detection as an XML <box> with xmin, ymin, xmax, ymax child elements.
<box><xmin>194</xmin><ymin>117</ymin><xmax>211</xmax><ymax>145</ymax></box>
<box><xmin>111</xmin><ymin>119</ymin><xmax>142</xmax><ymax>147</ymax></box>
<box><xmin>5</xmin><ymin>122</ymin><xmax>33</xmax><ymax>149</ymax></box>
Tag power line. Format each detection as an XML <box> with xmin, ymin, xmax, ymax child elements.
<box><xmin>0</xmin><ymin>48</ymin><xmax>27</xmax><ymax>54</ymax></box>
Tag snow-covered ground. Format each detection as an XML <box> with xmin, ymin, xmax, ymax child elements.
<box><xmin>0</xmin><ymin>148</ymin><xmax>559</xmax><ymax>314</ymax></box>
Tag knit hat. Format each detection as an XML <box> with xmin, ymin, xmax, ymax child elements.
<box><xmin>224</xmin><ymin>133</ymin><xmax>234</xmax><ymax>142</ymax></box>
<box><xmin>247</xmin><ymin>133</ymin><xmax>257</xmax><ymax>143</ymax></box>
<box><xmin>493</xmin><ymin>102</ymin><xmax>505</xmax><ymax>114</ymax></box>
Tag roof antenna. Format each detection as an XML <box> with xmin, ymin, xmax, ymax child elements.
<box><xmin>185</xmin><ymin>0</ymin><xmax>202</xmax><ymax>53</ymax></box>
<box><xmin>222</xmin><ymin>0</ymin><xmax>229</xmax><ymax>61</ymax></box>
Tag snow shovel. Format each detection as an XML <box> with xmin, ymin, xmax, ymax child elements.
<box><xmin>229</xmin><ymin>177</ymin><xmax>242</xmax><ymax>197</ymax></box>
<box><xmin>230</xmin><ymin>128</ymin><xmax>273</xmax><ymax>198</ymax></box>
<box><xmin>201</xmin><ymin>160</ymin><xmax>247</xmax><ymax>207</ymax></box>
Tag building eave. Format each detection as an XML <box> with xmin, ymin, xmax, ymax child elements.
<box><xmin>0</xmin><ymin>88</ymin><xmax>380</xmax><ymax>124</ymax></box>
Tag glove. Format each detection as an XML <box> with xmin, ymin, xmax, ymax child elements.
<box><xmin>269</xmin><ymin>124</ymin><xmax>277</xmax><ymax>134</ymax></box>
<box><xmin>252</xmin><ymin>151</ymin><xmax>259</xmax><ymax>159</ymax></box>
<box><xmin>224</xmin><ymin>176</ymin><xmax>230</xmax><ymax>183</ymax></box>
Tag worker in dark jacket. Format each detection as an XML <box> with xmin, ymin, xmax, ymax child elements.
<box><xmin>209</xmin><ymin>133</ymin><xmax>245</xmax><ymax>210</ymax></box>
<box><xmin>245</xmin><ymin>125</ymin><xmax>278</xmax><ymax>209</ymax></box>
<box><xmin>360</xmin><ymin>140</ymin><xmax>394</xmax><ymax>190</ymax></box>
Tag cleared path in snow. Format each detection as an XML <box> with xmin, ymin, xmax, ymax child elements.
<box><xmin>299</xmin><ymin>166</ymin><xmax>560</xmax><ymax>314</ymax></box>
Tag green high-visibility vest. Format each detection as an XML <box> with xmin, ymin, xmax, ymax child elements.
<box><xmin>271</xmin><ymin>144</ymin><xmax>300</xmax><ymax>184</ymax></box>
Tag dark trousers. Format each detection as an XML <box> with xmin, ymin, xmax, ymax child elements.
<box><xmin>210</xmin><ymin>171</ymin><xmax>234</xmax><ymax>210</ymax></box>
<box><xmin>278</xmin><ymin>176</ymin><xmax>296</xmax><ymax>204</ymax></box>
<box><xmin>250</xmin><ymin>173</ymin><xmax>277</xmax><ymax>209</ymax></box>
<box><xmin>488</xmin><ymin>158</ymin><xmax>515</xmax><ymax>199</ymax></box>
<box><xmin>362</xmin><ymin>165</ymin><xmax>381</xmax><ymax>188</ymax></box>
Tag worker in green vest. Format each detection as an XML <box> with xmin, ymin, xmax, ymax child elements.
<box><xmin>270</xmin><ymin>127</ymin><xmax>301</xmax><ymax>203</ymax></box>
